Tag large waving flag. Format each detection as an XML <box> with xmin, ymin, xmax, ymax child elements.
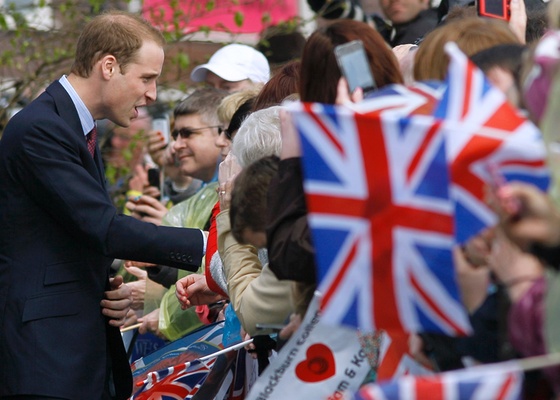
<box><xmin>436</xmin><ymin>42</ymin><xmax>550</xmax><ymax>243</ymax></box>
<box><xmin>288</xmin><ymin>42</ymin><xmax>550</xmax><ymax>337</ymax></box>
<box><xmin>289</xmin><ymin>101</ymin><xmax>472</xmax><ymax>336</ymax></box>
<box><xmin>376</xmin><ymin>332</ymin><xmax>434</xmax><ymax>381</ymax></box>
<box><xmin>355</xmin><ymin>81</ymin><xmax>444</xmax><ymax>118</ymax></box>
<box><xmin>355</xmin><ymin>360</ymin><xmax>523</xmax><ymax>400</ymax></box>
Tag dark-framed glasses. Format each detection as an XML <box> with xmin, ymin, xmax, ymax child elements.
<box><xmin>222</xmin><ymin>128</ymin><xmax>233</xmax><ymax>141</ymax></box>
<box><xmin>171</xmin><ymin>126</ymin><xmax>223</xmax><ymax>140</ymax></box>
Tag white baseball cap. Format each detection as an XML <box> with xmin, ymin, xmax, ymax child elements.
<box><xmin>190</xmin><ymin>44</ymin><xmax>270</xmax><ymax>84</ymax></box>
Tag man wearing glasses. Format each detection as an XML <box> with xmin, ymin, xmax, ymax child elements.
<box><xmin>126</xmin><ymin>88</ymin><xmax>228</xmax><ymax>340</ymax></box>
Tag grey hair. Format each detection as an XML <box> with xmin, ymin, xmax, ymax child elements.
<box><xmin>231</xmin><ymin>105</ymin><xmax>283</xmax><ymax>167</ymax></box>
<box><xmin>173</xmin><ymin>88</ymin><xmax>228</xmax><ymax>126</ymax></box>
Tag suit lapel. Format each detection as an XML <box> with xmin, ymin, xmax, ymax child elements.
<box><xmin>46</xmin><ymin>81</ymin><xmax>107</xmax><ymax>187</ymax></box>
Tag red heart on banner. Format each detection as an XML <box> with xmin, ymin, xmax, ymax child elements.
<box><xmin>295</xmin><ymin>343</ymin><xmax>336</xmax><ymax>383</ymax></box>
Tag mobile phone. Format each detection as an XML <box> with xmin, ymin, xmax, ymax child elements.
<box><xmin>334</xmin><ymin>40</ymin><xmax>377</xmax><ymax>96</ymax></box>
<box><xmin>152</xmin><ymin>117</ymin><xmax>170</xmax><ymax>145</ymax></box>
<box><xmin>477</xmin><ymin>0</ymin><xmax>510</xmax><ymax>21</ymax></box>
<box><xmin>147</xmin><ymin>168</ymin><xmax>161</xmax><ymax>188</ymax></box>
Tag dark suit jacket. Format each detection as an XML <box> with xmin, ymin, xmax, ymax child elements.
<box><xmin>0</xmin><ymin>81</ymin><xmax>204</xmax><ymax>399</ymax></box>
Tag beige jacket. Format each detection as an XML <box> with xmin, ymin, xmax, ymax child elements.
<box><xmin>217</xmin><ymin>209</ymin><xmax>293</xmax><ymax>336</ymax></box>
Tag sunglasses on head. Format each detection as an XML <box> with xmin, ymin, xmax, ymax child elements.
<box><xmin>171</xmin><ymin>125</ymin><xmax>223</xmax><ymax>140</ymax></box>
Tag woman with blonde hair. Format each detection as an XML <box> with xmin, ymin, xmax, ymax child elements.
<box><xmin>414</xmin><ymin>17</ymin><xmax>521</xmax><ymax>81</ymax></box>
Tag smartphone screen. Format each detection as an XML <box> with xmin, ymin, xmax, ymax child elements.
<box><xmin>147</xmin><ymin>168</ymin><xmax>160</xmax><ymax>188</ymax></box>
<box><xmin>334</xmin><ymin>40</ymin><xmax>377</xmax><ymax>95</ymax></box>
<box><xmin>152</xmin><ymin>117</ymin><xmax>170</xmax><ymax>145</ymax></box>
<box><xmin>477</xmin><ymin>0</ymin><xmax>509</xmax><ymax>21</ymax></box>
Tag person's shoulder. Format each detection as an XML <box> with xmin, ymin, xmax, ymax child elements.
<box><xmin>164</xmin><ymin>183</ymin><xmax>218</xmax><ymax>227</ymax></box>
<box><xmin>418</xmin><ymin>7</ymin><xmax>440</xmax><ymax>22</ymax></box>
<box><xmin>3</xmin><ymin>89</ymin><xmax>59</xmax><ymax>138</ymax></box>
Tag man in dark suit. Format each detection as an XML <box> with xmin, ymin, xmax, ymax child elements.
<box><xmin>0</xmin><ymin>11</ymin><xmax>205</xmax><ymax>400</ymax></box>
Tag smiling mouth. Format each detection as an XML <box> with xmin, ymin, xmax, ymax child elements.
<box><xmin>178</xmin><ymin>153</ymin><xmax>193</xmax><ymax>160</ymax></box>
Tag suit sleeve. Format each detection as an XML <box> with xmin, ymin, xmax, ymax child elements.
<box><xmin>11</xmin><ymin>116</ymin><xmax>203</xmax><ymax>271</ymax></box>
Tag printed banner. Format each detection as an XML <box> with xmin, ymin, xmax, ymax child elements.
<box><xmin>246</xmin><ymin>292</ymin><xmax>370</xmax><ymax>400</ymax></box>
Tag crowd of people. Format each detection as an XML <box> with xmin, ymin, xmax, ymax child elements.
<box><xmin>2</xmin><ymin>0</ymin><xmax>560</xmax><ymax>398</ymax></box>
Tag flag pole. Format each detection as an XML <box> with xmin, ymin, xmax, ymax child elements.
<box><xmin>459</xmin><ymin>352</ymin><xmax>560</xmax><ymax>377</ymax></box>
<box><xmin>121</xmin><ymin>323</ymin><xmax>142</xmax><ymax>333</ymax></box>
<box><xmin>197</xmin><ymin>338</ymin><xmax>254</xmax><ymax>362</ymax></box>
<box><xmin>515</xmin><ymin>352</ymin><xmax>560</xmax><ymax>372</ymax></box>
<box><xmin>137</xmin><ymin>338</ymin><xmax>254</xmax><ymax>387</ymax></box>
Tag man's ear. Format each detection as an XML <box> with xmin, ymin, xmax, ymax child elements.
<box><xmin>100</xmin><ymin>55</ymin><xmax>118</xmax><ymax>80</ymax></box>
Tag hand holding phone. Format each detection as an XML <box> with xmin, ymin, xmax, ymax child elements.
<box><xmin>147</xmin><ymin>168</ymin><xmax>161</xmax><ymax>189</ymax></box>
<box><xmin>477</xmin><ymin>0</ymin><xmax>510</xmax><ymax>21</ymax></box>
<box><xmin>152</xmin><ymin>117</ymin><xmax>170</xmax><ymax>145</ymax></box>
<box><xmin>334</xmin><ymin>40</ymin><xmax>377</xmax><ymax>97</ymax></box>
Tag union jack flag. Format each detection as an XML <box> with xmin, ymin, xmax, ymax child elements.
<box><xmin>131</xmin><ymin>358</ymin><xmax>216</xmax><ymax>400</ymax></box>
<box><xmin>355</xmin><ymin>361</ymin><xmax>523</xmax><ymax>400</ymax></box>
<box><xmin>289</xmin><ymin>101</ymin><xmax>472</xmax><ymax>336</ymax></box>
<box><xmin>376</xmin><ymin>332</ymin><xmax>433</xmax><ymax>381</ymax></box>
<box><xmin>354</xmin><ymin>81</ymin><xmax>444</xmax><ymax>118</ymax></box>
<box><xmin>436</xmin><ymin>42</ymin><xmax>549</xmax><ymax>243</ymax></box>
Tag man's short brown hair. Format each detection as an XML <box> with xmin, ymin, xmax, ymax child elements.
<box><xmin>71</xmin><ymin>11</ymin><xmax>165</xmax><ymax>78</ymax></box>
<box><xmin>230</xmin><ymin>155</ymin><xmax>280</xmax><ymax>244</ymax></box>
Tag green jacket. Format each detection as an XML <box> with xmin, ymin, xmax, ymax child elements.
<box><xmin>159</xmin><ymin>182</ymin><xmax>219</xmax><ymax>341</ymax></box>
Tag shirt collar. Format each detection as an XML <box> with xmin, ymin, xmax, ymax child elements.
<box><xmin>59</xmin><ymin>75</ymin><xmax>95</xmax><ymax>136</ymax></box>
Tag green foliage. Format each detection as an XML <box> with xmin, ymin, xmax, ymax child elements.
<box><xmin>234</xmin><ymin>10</ymin><xmax>244</xmax><ymax>27</ymax></box>
<box><xmin>0</xmin><ymin>0</ymin><xmax>313</xmax><ymax>137</ymax></box>
<box><xmin>102</xmin><ymin>128</ymin><xmax>144</xmax><ymax>210</ymax></box>
<box><xmin>176</xmin><ymin>52</ymin><xmax>190</xmax><ymax>70</ymax></box>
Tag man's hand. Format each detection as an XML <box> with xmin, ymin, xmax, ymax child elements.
<box><xmin>279</xmin><ymin>109</ymin><xmax>302</xmax><ymax>160</ymax></box>
<box><xmin>176</xmin><ymin>273</ymin><xmax>225</xmax><ymax>309</ymax></box>
<box><xmin>335</xmin><ymin>77</ymin><xmax>364</xmax><ymax>106</ymax></box>
<box><xmin>123</xmin><ymin>308</ymin><xmax>139</xmax><ymax>328</ymax></box>
<box><xmin>147</xmin><ymin>129</ymin><xmax>174</xmax><ymax>168</ymax></box>
<box><xmin>137</xmin><ymin>308</ymin><xmax>166</xmax><ymax>339</ymax></box>
<box><xmin>125</xmin><ymin>194</ymin><xmax>168</xmax><ymax>225</ymax></box>
<box><xmin>123</xmin><ymin>265</ymin><xmax>147</xmax><ymax>310</ymax></box>
<box><xmin>218</xmin><ymin>153</ymin><xmax>241</xmax><ymax>211</ymax></box>
<box><xmin>508</xmin><ymin>0</ymin><xmax>527</xmax><ymax>44</ymax></box>
<box><xmin>101</xmin><ymin>275</ymin><xmax>132</xmax><ymax>328</ymax></box>
<box><xmin>279</xmin><ymin>313</ymin><xmax>302</xmax><ymax>341</ymax></box>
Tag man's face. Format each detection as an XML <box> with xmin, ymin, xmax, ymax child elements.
<box><xmin>105</xmin><ymin>40</ymin><xmax>163</xmax><ymax>127</ymax></box>
<box><xmin>205</xmin><ymin>71</ymin><xmax>253</xmax><ymax>92</ymax></box>
<box><xmin>214</xmin><ymin>127</ymin><xmax>232</xmax><ymax>159</ymax></box>
<box><xmin>172</xmin><ymin>114</ymin><xmax>222</xmax><ymax>182</ymax></box>
<box><xmin>380</xmin><ymin>0</ymin><xmax>429</xmax><ymax>24</ymax></box>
